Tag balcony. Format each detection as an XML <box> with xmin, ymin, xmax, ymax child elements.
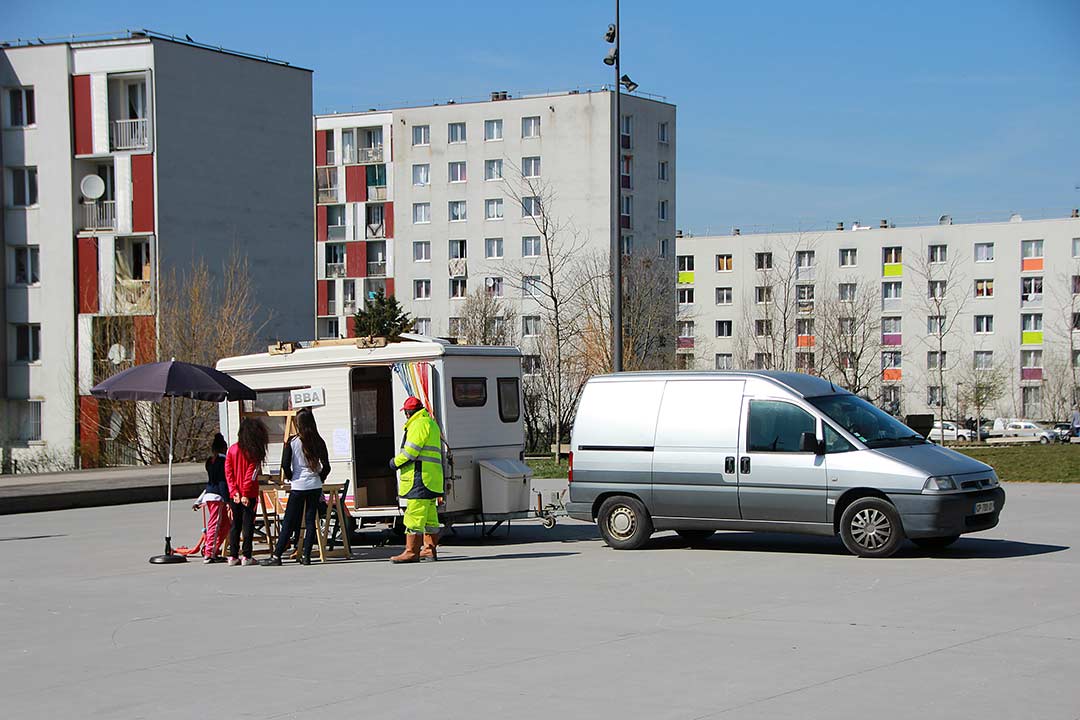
<box><xmin>327</xmin><ymin>225</ymin><xmax>346</xmax><ymax>241</ymax></box>
<box><xmin>366</xmin><ymin>222</ymin><xmax>385</xmax><ymax>239</ymax></box>
<box><xmin>112</xmin><ymin>118</ymin><xmax>149</xmax><ymax>151</ymax></box>
<box><xmin>115</xmin><ymin>279</ymin><xmax>153</xmax><ymax>313</ymax></box>
<box><xmin>82</xmin><ymin>200</ymin><xmax>116</xmax><ymax>231</ymax></box>
<box><xmin>358</xmin><ymin>146</ymin><xmax>384</xmax><ymax>163</ymax></box>
<box><xmin>317</xmin><ymin>186</ymin><xmax>339</xmax><ymax>204</ymax></box>
<box><xmin>366</xmin><ymin>261</ymin><xmax>387</xmax><ymax>278</ymax></box>
<box><xmin>342</xmin><ymin>300</ymin><xmax>358</xmax><ymax>315</ymax></box>
<box><xmin>367</xmin><ymin>185</ymin><xmax>387</xmax><ymax>201</ymax></box>
<box><xmin>326</xmin><ymin>263</ymin><xmax>346</xmax><ymax>278</ymax></box>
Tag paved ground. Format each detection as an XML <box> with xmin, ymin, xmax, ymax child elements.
<box><xmin>1</xmin><ymin>481</ymin><xmax>1078</xmax><ymax>720</ymax></box>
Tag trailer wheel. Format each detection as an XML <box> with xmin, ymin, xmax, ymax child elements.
<box><xmin>597</xmin><ymin>496</ymin><xmax>652</xmax><ymax>550</ymax></box>
<box><xmin>541</xmin><ymin>516</ymin><xmax>557</xmax><ymax>529</ymax></box>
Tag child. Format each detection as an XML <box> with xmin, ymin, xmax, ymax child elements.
<box><xmin>225</xmin><ymin>418</ymin><xmax>268</xmax><ymax>566</ymax></box>
<box><xmin>196</xmin><ymin>433</ymin><xmax>231</xmax><ymax>564</ymax></box>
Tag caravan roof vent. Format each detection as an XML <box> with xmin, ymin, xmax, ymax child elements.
<box><xmin>939</xmin><ymin>214</ymin><xmax>953</xmax><ymax>225</ymax></box>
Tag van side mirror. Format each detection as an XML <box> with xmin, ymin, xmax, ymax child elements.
<box><xmin>800</xmin><ymin>432</ymin><xmax>824</xmax><ymax>454</ymax></box>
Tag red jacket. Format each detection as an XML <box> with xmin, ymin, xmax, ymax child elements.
<box><xmin>225</xmin><ymin>443</ymin><xmax>261</xmax><ymax>499</ymax></box>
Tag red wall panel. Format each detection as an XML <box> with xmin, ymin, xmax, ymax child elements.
<box><xmin>345</xmin><ymin>165</ymin><xmax>367</xmax><ymax>203</ymax></box>
<box><xmin>79</xmin><ymin>396</ymin><xmax>100</xmax><ymax>468</ymax></box>
<box><xmin>72</xmin><ymin>75</ymin><xmax>93</xmax><ymax>155</ymax></box>
<box><xmin>346</xmin><ymin>319</ymin><xmax>356</xmax><ymax>338</ymax></box>
<box><xmin>77</xmin><ymin>236</ymin><xmax>99</xmax><ymax>313</ymax></box>
<box><xmin>315</xmin><ymin>130</ymin><xmax>328</xmax><ymax>167</ymax></box>
<box><xmin>346</xmin><ymin>241</ymin><xmax>367</xmax><ymax>278</ymax></box>
<box><xmin>317</xmin><ymin>280</ymin><xmax>328</xmax><ymax>316</ymax></box>
<box><xmin>316</xmin><ymin>205</ymin><xmax>327</xmax><ymax>242</ymax></box>
<box><xmin>134</xmin><ymin>315</ymin><xmax>156</xmax><ymax>364</ymax></box>
<box><xmin>131</xmin><ymin>154</ymin><xmax>155</xmax><ymax>233</ymax></box>
<box><xmin>385</xmin><ymin>278</ymin><xmax>395</xmax><ymax>299</ymax></box>
<box><xmin>384</xmin><ymin>201</ymin><xmax>394</xmax><ymax>238</ymax></box>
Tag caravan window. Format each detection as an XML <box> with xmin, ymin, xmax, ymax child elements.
<box><xmin>497</xmin><ymin>377</ymin><xmax>520</xmax><ymax>422</ymax></box>
<box><xmin>452</xmin><ymin>377</ymin><xmax>487</xmax><ymax>407</ymax></box>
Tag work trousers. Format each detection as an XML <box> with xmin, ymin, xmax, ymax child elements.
<box><xmin>403</xmin><ymin>498</ymin><xmax>440</xmax><ymax>535</ymax></box>
<box><xmin>274</xmin><ymin>488</ymin><xmax>321</xmax><ymax>559</ymax></box>
<box><xmin>228</xmin><ymin>497</ymin><xmax>257</xmax><ymax>559</ymax></box>
<box><xmin>203</xmin><ymin>500</ymin><xmax>231</xmax><ymax>558</ymax></box>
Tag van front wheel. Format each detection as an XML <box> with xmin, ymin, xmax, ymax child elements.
<box><xmin>598</xmin><ymin>496</ymin><xmax>653</xmax><ymax>550</ymax></box>
<box><xmin>839</xmin><ymin>497</ymin><xmax>905</xmax><ymax>558</ymax></box>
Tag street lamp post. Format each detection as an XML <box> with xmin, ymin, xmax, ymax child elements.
<box><xmin>605</xmin><ymin>3</ymin><xmax>623</xmax><ymax>372</ymax></box>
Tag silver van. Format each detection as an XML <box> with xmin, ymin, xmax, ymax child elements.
<box><xmin>566</xmin><ymin>371</ymin><xmax>1005</xmax><ymax>558</ymax></box>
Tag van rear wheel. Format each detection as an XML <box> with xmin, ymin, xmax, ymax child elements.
<box><xmin>676</xmin><ymin>529</ymin><xmax>715</xmax><ymax>546</ymax></box>
<box><xmin>839</xmin><ymin>497</ymin><xmax>905</xmax><ymax>558</ymax></box>
<box><xmin>597</xmin><ymin>496</ymin><xmax>653</xmax><ymax>550</ymax></box>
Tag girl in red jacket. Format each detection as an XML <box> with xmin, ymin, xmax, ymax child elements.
<box><xmin>226</xmin><ymin>417</ymin><xmax>268</xmax><ymax>566</ymax></box>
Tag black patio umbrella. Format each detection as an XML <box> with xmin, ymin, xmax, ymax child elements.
<box><xmin>91</xmin><ymin>360</ymin><xmax>256</xmax><ymax>564</ymax></box>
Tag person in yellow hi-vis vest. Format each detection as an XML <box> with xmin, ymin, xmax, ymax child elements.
<box><xmin>389</xmin><ymin>396</ymin><xmax>444</xmax><ymax>563</ymax></box>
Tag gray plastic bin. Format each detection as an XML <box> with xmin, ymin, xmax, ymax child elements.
<box><xmin>478</xmin><ymin>458</ymin><xmax>533</xmax><ymax>514</ymax></box>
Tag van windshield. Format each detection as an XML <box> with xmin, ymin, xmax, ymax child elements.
<box><xmin>808</xmin><ymin>394</ymin><xmax>925</xmax><ymax>448</ymax></box>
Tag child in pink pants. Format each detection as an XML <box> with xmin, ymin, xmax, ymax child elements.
<box><xmin>198</xmin><ymin>434</ymin><xmax>231</xmax><ymax>563</ymax></box>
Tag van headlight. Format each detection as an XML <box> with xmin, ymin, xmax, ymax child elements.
<box><xmin>924</xmin><ymin>475</ymin><xmax>957</xmax><ymax>492</ymax></box>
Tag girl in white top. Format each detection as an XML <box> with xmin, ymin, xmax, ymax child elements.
<box><xmin>262</xmin><ymin>410</ymin><xmax>331</xmax><ymax>565</ymax></box>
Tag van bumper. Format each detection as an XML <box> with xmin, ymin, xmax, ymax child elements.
<box><xmin>891</xmin><ymin>487</ymin><xmax>1006</xmax><ymax>538</ymax></box>
<box><xmin>566</xmin><ymin>501</ymin><xmax>594</xmax><ymax>522</ymax></box>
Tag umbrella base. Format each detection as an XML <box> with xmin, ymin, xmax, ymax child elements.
<box><xmin>149</xmin><ymin>553</ymin><xmax>187</xmax><ymax>564</ymax></box>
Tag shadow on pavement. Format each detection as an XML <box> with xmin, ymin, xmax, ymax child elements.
<box><xmin>0</xmin><ymin>534</ymin><xmax>68</xmax><ymax>542</ymax></box>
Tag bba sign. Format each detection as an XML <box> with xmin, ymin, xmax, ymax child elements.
<box><xmin>291</xmin><ymin>387</ymin><xmax>326</xmax><ymax>409</ymax></box>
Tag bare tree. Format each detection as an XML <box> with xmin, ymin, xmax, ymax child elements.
<box><xmin>957</xmin><ymin>344</ymin><xmax>1008</xmax><ymax>440</ymax></box>
<box><xmin>458</xmin><ymin>287</ymin><xmax>517</xmax><ymax>346</ymax></box>
<box><xmin>816</xmin><ymin>276</ymin><xmax>882</xmax><ymax>397</ymax></box>
<box><xmin>1049</xmin><ymin>260</ymin><xmax>1080</xmax><ymax>409</ymax></box>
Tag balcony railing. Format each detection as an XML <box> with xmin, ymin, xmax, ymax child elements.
<box><xmin>82</xmin><ymin>200</ymin><xmax>116</xmax><ymax>231</ymax></box>
<box><xmin>366</xmin><ymin>261</ymin><xmax>387</xmax><ymax>277</ymax></box>
<box><xmin>326</xmin><ymin>263</ymin><xmax>346</xmax><ymax>278</ymax></box>
<box><xmin>367</xmin><ymin>185</ymin><xmax>387</xmax><ymax>201</ymax></box>
<box><xmin>327</xmin><ymin>225</ymin><xmax>346</xmax><ymax>241</ymax></box>
<box><xmin>101</xmin><ymin>438</ymin><xmax>140</xmax><ymax>467</ymax></box>
<box><xmin>317</xmin><ymin>186</ymin><xmax>339</xmax><ymax>204</ymax></box>
<box><xmin>342</xmin><ymin>300</ymin><xmax>358</xmax><ymax>315</ymax></box>
<box><xmin>359</xmin><ymin>146</ymin><xmax>384</xmax><ymax>163</ymax></box>
<box><xmin>94</xmin><ymin>358</ymin><xmax>133</xmax><ymax>385</ymax></box>
<box><xmin>366</xmin><ymin>222</ymin><xmax>385</xmax><ymax>239</ymax></box>
<box><xmin>115</xmin><ymin>279</ymin><xmax>153</xmax><ymax>313</ymax></box>
<box><xmin>112</xmin><ymin>118</ymin><xmax>149</xmax><ymax>150</ymax></box>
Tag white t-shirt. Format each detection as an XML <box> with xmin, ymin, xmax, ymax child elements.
<box><xmin>288</xmin><ymin>436</ymin><xmax>324</xmax><ymax>491</ymax></box>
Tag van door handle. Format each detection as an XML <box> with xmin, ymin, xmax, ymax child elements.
<box><xmin>740</xmin><ymin>457</ymin><xmax>750</xmax><ymax>474</ymax></box>
<box><xmin>724</xmin><ymin>456</ymin><xmax>735</xmax><ymax>474</ymax></box>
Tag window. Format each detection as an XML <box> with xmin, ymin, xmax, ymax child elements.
<box><xmin>754</xmin><ymin>319</ymin><xmax>772</xmax><ymax>337</ymax></box>
<box><xmin>450</xmin><ymin>277</ymin><xmax>468</xmax><ymax>299</ymax></box>
<box><xmin>715</xmin><ymin>287</ymin><xmax>733</xmax><ymax>305</ymax></box>
<box><xmin>522</xmin><ymin>236</ymin><xmax>541</xmax><ymax>257</ymax></box>
<box><xmin>658</xmin><ymin>200</ymin><xmax>669</xmax><ymax>221</ymax></box>
<box><xmin>716</xmin><ymin>320</ymin><xmax>733</xmax><ymax>337</ymax></box>
<box><xmin>521</xmin><ymin>116</ymin><xmax>540</xmax><ymax>138</ymax></box>
<box><xmin>620</xmin><ymin>156</ymin><xmax>632</xmax><ymax>188</ymax></box>
<box><xmin>709</xmin><ymin>353</ymin><xmax>732</xmax><ymax>370</ymax></box>
<box><xmin>7</xmin><ymin>87</ymin><xmax>35</xmax><ymax>127</ymax></box>
<box><xmin>795</xmin><ymin>352</ymin><xmax>815</xmax><ymax>373</ymax></box>
<box><xmin>522</xmin><ymin>354</ymin><xmax>541</xmax><ymax>375</ymax></box>
<box><xmin>412</xmin><ymin>241</ymin><xmax>431</xmax><ymax>263</ymax></box>
<box><xmin>412</xmin><ymin>125</ymin><xmax>430</xmax><ymax>146</ymax></box>
<box><xmin>928</xmin><ymin>280</ymin><xmax>946</xmax><ymax>299</ymax></box>
<box><xmin>452</xmin><ymin>377</ymin><xmax>487</xmax><ymax>407</ymax></box>
<box><xmin>485</xmin><ymin>159</ymin><xmax>504</xmax><ymax>181</ymax></box>
<box><xmin>621</xmin><ymin>235</ymin><xmax>633</xmax><ymax>255</ymax></box>
<box><xmin>1074</xmin><ymin>312</ymin><xmax>1080</xmax><ymax>331</ymax></box>
<box><xmin>678</xmin><ymin>255</ymin><xmax>695</xmax><ymax>272</ymax></box>
<box><xmin>796</xmin><ymin>318</ymin><xmax>815</xmax><ymax>336</ymax></box>
<box><xmin>448</xmin><ymin>317</ymin><xmax>464</xmax><ymax>338</ymax></box>
<box><xmin>1022</xmin><ymin>386</ymin><xmax>1042</xmax><ymax>417</ymax></box>
<box><xmin>448</xmin><ymin>122</ymin><xmax>466</xmax><ymax>144</ymax></box>
<box><xmin>484</xmin><ymin>198</ymin><xmax>504</xmax><ymax>221</ymax></box>
<box><xmin>927</xmin><ymin>315</ymin><xmax>945</xmax><ymax>334</ymax></box>
<box><xmin>1022</xmin><ymin>313</ymin><xmax>1043</xmax><ymax>331</ymax></box>
<box><xmin>522</xmin><ymin>196</ymin><xmax>541</xmax><ymax>218</ymax></box>
<box><xmin>716</xmin><ymin>254</ymin><xmax>733</xmax><ymax>272</ymax></box>
<box><xmin>1072</xmin><ymin>275</ymin><xmax>1080</xmax><ymax>295</ymax></box>
<box><xmin>883</xmin><ymin>247</ymin><xmax>903</xmax><ymax>264</ymax></box>
<box><xmin>839</xmin><ymin>317</ymin><xmax>855</xmax><ymax>335</ymax></box>
<box><xmin>620</xmin><ymin>195</ymin><xmax>632</xmax><ymax>223</ymax></box>
<box><xmin>325</xmin><ymin>243</ymin><xmax>345</xmax><ymax>276</ymax></box>
<box><xmin>974</xmin><ymin>279</ymin><xmax>994</xmax><ymax>298</ymax></box>
<box><xmin>755</xmin><ymin>286</ymin><xmax>773</xmax><ymax>304</ymax></box>
<box><xmin>678</xmin><ymin>288</ymin><xmax>695</xmax><ymax>305</ymax></box>
<box><xmin>658</xmin><ymin>161</ymin><xmax>669</xmax><ymax>181</ymax></box>
<box><xmin>484</xmin><ymin>119</ymin><xmax>503</xmax><ymax>141</ymax></box>
<box><xmin>11</xmin><ymin>167</ymin><xmax>37</xmax><ymax>207</ymax></box>
<box><xmin>796</xmin><ymin>284</ymin><xmax>815</xmax><ymax>311</ymax></box>
<box><xmin>620</xmin><ymin>114</ymin><xmax>633</xmax><ymax>140</ymax></box>
<box><xmin>325</xmin><ymin>279</ymin><xmax>337</xmax><ymax>315</ymax></box>
<box><xmin>657</xmin><ymin>121</ymin><xmax>670</xmax><ymax>143</ymax></box>
<box><xmin>522</xmin><ymin>156</ymin><xmax>541</xmax><ymax>178</ymax></box>
<box><xmin>839</xmin><ymin>283</ymin><xmax>856</xmax><ymax>301</ymax></box>
<box><xmin>755</xmin><ymin>252</ymin><xmax>772</xmax><ymax>270</ymax></box>
<box><xmin>414</xmin><ymin>318</ymin><xmax>432</xmax><ymax>336</ymax></box>
<box><xmin>448</xmin><ymin>161</ymin><xmax>467</xmax><ymax>183</ymax></box>
<box><xmin>414</xmin><ymin>279</ymin><xmax>431</xmax><ymax>300</ymax></box>
<box><xmin>927</xmin><ymin>386</ymin><xmax>946</xmax><ymax>407</ymax></box>
<box><xmin>412</xmin><ymin>163</ymin><xmax>430</xmax><ymax>186</ymax></box>
<box><xmin>485</xmin><ymin>237</ymin><xmax>504</xmax><ymax>259</ymax></box>
<box><xmin>796</xmin><ymin>250</ymin><xmax>815</xmax><ymax>269</ymax></box>
<box><xmin>928</xmin><ymin>244</ymin><xmax>947</xmax><ymax>263</ymax></box>
<box><xmin>1021</xmin><ymin>239</ymin><xmax>1044</xmax><ymax>259</ymax></box>
<box><xmin>485</xmin><ymin>277</ymin><xmax>504</xmax><ymax>297</ymax></box>
<box><xmin>974</xmin><ymin>315</ymin><xmax>994</xmax><ymax>334</ymax></box>
<box><xmin>412</xmin><ymin>202</ymin><xmax>430</xmax><ymax>224</ymax></box>
<box><xmin>838</xmin><ymin>248</ymin><xmax>857</xmax><ymax>267</ymax></box>
<box><xmin>881</xmin><ymin>351</ymin><xmax>902</xmax><ymax>369</ymax></box>
<box><xmin>1074</xmin><ymin>238</ymin><xmax>1080</xmax><ymax>258</ymax></box>
<box><xmin>14</xmin><ymin>323</ymin><xmax>40</xmax><ymax>362</ymax></box>
<box><xmin>752</xmin><ymin>353</ymin><xmax>772</xmax><ymax>370</ymax></box>
<box><xmin>882</xmin><ymin>316</ymin><xmax>901</xmax><ymax>334</ymax></box>
<box><xmin>659</xmin><ymin>238</ymin><xmax>669</xmax><ymax>257</ymax></box>
<box><xmin>449</xmin><ymin>200</ymin><xmax>467</xmax><ymax>222</ymax></box>
<box><xmin>927</xmin><ymin>351</ymin><xmax>946</xmax><ymax>370</ymax></box>
<box><xmin>13</xmin><ymin>247</ymin><xmax>39</xmax><ymax>285</ymax></box>
<box><xmin>678</xmin><ymin>320</ymin><xmax>695</xmax><ymax>338</ymax></box>
<box><xmin>522</xmin><ymin>275</ymin><xmax>542</xmax><ymax>298</ymax></box>
<box><xmin>367</xmin><ymin>163</ymin><xmax>387</xmax><ymax>188</ymax></box>
<box><xmin>522</xmin><ymin>315</ymin><xmax>541</xmax><ymax>337</ymax></box>
<box><xmin>747</xmin><ymin>400</ymin><xmax>816</xmax><ymax>453</ymax></box>
<box><xmin>325</xmin><ymin>204</ymin><xmax>346</xmax><ymax>239</ymax></box>
<box><xmin>975</xmin><ymin>242</ymin><xmax>994</xmax><ymax>262</ymax></box>
<box><xmin>974</xmin><ymin>350</ymin><xmax>994</xmax><ymax>370</ymax></box>
<box><xmin>882</xmin><ymin>281</ymin><xmax>902</xmax><ymax>300</ymax></box>
<box><xmin>449</xmin><ymin>239</ymin><xmax>467</xmax><ymax>260</ymax></box>
<box><xmin>11</xmin><ymin>400</ymin><xmax>42</xmax><ymax>442</ymax></box>
<box><xmin>1021</xmin><ymin>350</ymin><xmax>1043</xmax><ymax>368</ymax></box>
<box><xmin>497</xmin><ymin>377</ymin><xmax>520</xmax><ymax>422</ymax></box>
<box><xmin>1021</xmin><ymin>276</ymin><xmax>1043</xmax><ymax>302</ymax></box>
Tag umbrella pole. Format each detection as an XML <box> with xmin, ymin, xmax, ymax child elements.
<box><xmin>151</xmin><ymin>396</ymin><xmax>185</xmax><ymax>564</ymax></box>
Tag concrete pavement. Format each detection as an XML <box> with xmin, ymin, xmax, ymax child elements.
<box><xmin>0</xmin><ymin>481</ymin><xmax>1077</xmax><ymax>719</ymax></box>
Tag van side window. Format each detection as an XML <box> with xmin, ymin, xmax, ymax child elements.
<box><xmin>747</xmin><ymin>400</ymin><xmax>816</xmax><ymax>452</ymax></box>
<box><xmin>823</xmin><ymin>424</ymin><xmax>855</xmax><ymax>453</ymax></box>
<box><xmin>497</xmin><ymin>377</ymin><xmax>520</xmax><ymax>422</ymax></box>
<box><xmin>452</xmin><ymin>377</ymin><xmax>487</xmax><ymax>407</ymax></box>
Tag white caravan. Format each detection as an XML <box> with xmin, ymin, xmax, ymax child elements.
<box><xmin>216</xmin><ymin>335</ymin><xmax>531</xmax><ymax>529</ymax></box>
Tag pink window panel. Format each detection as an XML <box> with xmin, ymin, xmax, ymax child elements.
<box><xmin>882</xmin><ymin>333</ymin><xmax>902</xmax><ymax>346</ymax></box>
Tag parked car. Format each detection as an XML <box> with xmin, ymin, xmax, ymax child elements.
<box><xmin>1052</xmin><ymin>423</ymin><xmax>1073</xmax><ymax>442</ymax></box>
<box><xmin>999</xmin><ymin>420</ymin><xmax>1057</xmax><ymax>444</ymax></box>
<box><xmin>567</xmin><ymin>371</ymin><xmax>1005</xmax><ymax>558</ymax></box>
<box><xmin>928</xmin><ymin>421</ymin><xmax>973</xmax><ymax>443</ymax></box>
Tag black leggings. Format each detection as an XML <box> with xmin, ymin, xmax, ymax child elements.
<box><xmin>274</xmin><ymin>488</ymin><xmax>321</xmax><ymax>559</ymax></box>
<box><xmin>228</xmin><ymin>498</ymin><xmax>256</xmax><ymax>559</ymax></box>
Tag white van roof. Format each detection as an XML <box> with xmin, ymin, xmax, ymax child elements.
<box><xmin>586</xmin><ymin>370</ymin><xmax>851</xmax><ymax>399</ymax></box>
<box><xmin>217</xmin><ymin>333</ymin><xmax>520</xmax><ymax>373</ymax></box>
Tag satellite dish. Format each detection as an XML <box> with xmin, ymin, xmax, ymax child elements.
<box><xmin>1009</xmin><ymin>213</ymin><xmax>1023</xmax><ymax>223</ymax></box>
<box><xmin>80</xmin><ymin>174</ymin><xmax>105</xmax><ymax>200</ymax></box>
<box><xmin>938</xmin><ymin>214</ymin><xmax>952</xmax><ymax>225</ymax></box>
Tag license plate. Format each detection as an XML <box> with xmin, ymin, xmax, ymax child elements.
<box><xmin>974</xmin><ymin>501</ymin><xmax>995</xmax><ymax>515</ymax></box>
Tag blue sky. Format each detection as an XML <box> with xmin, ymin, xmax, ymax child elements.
<box><xmin>8</xmin><ymin>0</ymin><xmax>1079</xmax><ymax>233</ymax></box>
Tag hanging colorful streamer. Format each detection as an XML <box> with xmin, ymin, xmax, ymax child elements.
<box><xmin>393</xmin><ymin>361</ymin><xmax>434</xmax><ymax>419</ymax></box>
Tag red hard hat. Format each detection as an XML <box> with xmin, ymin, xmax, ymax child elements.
<box><xmin>401</xmin><ymin>397</ymin><xmax>423</xmax><ymax>412</ymax></box>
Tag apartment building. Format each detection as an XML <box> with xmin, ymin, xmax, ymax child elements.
<box><xmin>313</xmin><ymin>89</ymin><xmax>677</xmax><ymax>367</ymax></box>
<box><xmin>675</xmin><ymin>213</ymin><xmax>1080</xmax><ymax>419</ymax></box>
<box><xmin>1</xmin><ymin>31</ymin><xmax>313</xmax><ymax>467</ymax></box>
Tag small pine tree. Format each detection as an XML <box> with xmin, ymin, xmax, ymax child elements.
<box><xmin>353</xmin><ymin>290</ymin><xmax>414</xmax><ymax>339</ymax></box>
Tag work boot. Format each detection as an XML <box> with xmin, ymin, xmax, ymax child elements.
<box><xmin>390</xmin><ymin>533</ymin><xmax>422</xmax><ymax>564</ymax></box>
<box><xmin>420</xmin><ymin>533</ymin><xmax>439</xmax><ymax>562</ymax></box>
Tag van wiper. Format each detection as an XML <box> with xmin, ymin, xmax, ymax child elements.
<box><xmin>866</xmin><ymin>434</ymin><xmax>926</xmax><ymax>448</ymax></box>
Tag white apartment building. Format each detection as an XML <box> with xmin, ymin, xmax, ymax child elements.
<box><xmin>1</xmin><ymin>31</ymin><xmax>313</xmax><ymax>469</ymax></box>
<box><xmin>313</xmin><ymin>88</ymin><xmax>677</xmax><ymax>367</ymax></box>
<box><xmin>675</xmin><ymin>213</ymin><xmax>1080</xmax><ymax>419</ymax></box>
